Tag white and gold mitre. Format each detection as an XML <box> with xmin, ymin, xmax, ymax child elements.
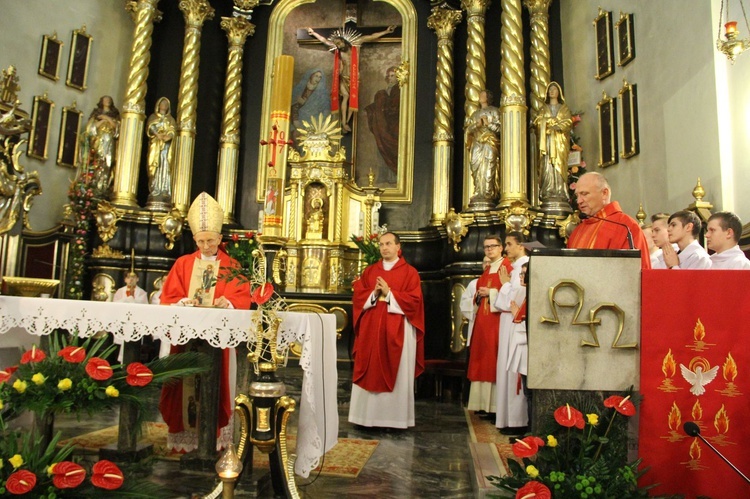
<box><xmin>186</xmin><ymin>192</ymin><xmax>223</xmax><ymax>234</ymax></box>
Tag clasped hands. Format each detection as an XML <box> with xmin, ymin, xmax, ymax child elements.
<box><xmin>662</xmin><ymin>244</ymin><xmax>679</xmax><ymax>268</ymax></box>
<box><xmin>374</xmin><ymin>276</ymin><xmax>390</xmax><ymax>298</ymax></box>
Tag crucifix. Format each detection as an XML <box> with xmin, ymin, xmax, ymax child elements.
<box><xmin>296</xmin><ymin>2</ymin><xmax>401</xmax><ymax>134</ymax></box>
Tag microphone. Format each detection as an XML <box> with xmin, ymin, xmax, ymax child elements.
<box><xmin>682</xmin><ymin>422</ymin><xmax>750</xmax><ymax>484</ymax></box>
<box><xmin>579</xmin><ymin>212</ymin><xmax>635</xmax><ymax>250</ymax></box>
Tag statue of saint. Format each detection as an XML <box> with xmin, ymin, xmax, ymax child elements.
<box><xmin>80</xmin><ymin>95</ymin><xmax>120</xmax><ymax>196</ymax></box>
<box><xmin>534</xmin><ymin>82</ymin><xmax>572</xmax><ymax>205</ymax></box>
<box><xmin>146</xmin><ymin>97</ymin><xmax>176</xmax><ymax>205</ymax></box>
<box><xmin>305</xmin><ymin>197</ymin><xmax>325</xmax><ymax>239</ymax></box>
<box><xmin>465</xmin><ymin>89</ymin><xmax>501</xmax><ymax>202</ymax></box>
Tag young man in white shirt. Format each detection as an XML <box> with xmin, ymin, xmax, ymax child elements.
<box><xmin>663</xmin><ymin>210</ymin><xmax>711</xmax><ymax>269</ymax></box>
<box><xmin>706</xmin><ymin>211</ymin><xmax>750</xmax><ymax>269</ymax></box>
<box><xmin>650</xmin><ymin>212</ymin><xmax>672</xmax><ymax>269</ymax></box>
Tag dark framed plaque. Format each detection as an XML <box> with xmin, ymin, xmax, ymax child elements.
<box><xmin>66</xmin><ymin>27</ymin><xmax>92</xmax><ymax>91</ymax></box>
<box><xmin>57</xmin><ymin>103</ymin><xmax>83</xmax><ymax>168</ymax></box>
<box><xmin>616</xmin><ymin>12</ymin><xmax>635</xmax><ymax>67</ymax></box>
<box><xmin>594</xmin><ymin>8</ymin><xmax>615</xmax><ymax>80</ymax></box>
<box><xmin>597</xmin><ymin>92</ymin><xmax>618</xmax><ymax>168</ymax></box>
<box><xmin>619</xmin><ymin>80</ymin><xmax>639</xmax><ymax>159</ymax></box>
<box><xmin>38</xmin><ymin>33</ymin><xmax>63</xmax><ymax>81</ymax></box>
<box><xmin>28</xmin><ymin>94</ymin><xmax>55</xmax><ymax>161</ymax></box>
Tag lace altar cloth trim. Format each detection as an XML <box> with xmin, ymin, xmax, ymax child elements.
<box><xmin>0</xmin><ymin>296</ymin><xmax>339</xmax><ymax>478</ymax></box>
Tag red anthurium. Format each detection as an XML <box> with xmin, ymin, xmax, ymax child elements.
<box><xmin>516</xmin><ymin>481</ymin><xmax>552</xmax><ymax>499</ymax></box>
<box><xmin>58</xmin><ymin>346</ymin><xmax>87</xmax><ymax>363</ymax></box>
<box><xmin>231</xmin><ymin>234</ymin><xmax>239</xmax><ymax>242</ymax></box>
<box><xmin>511</xmin><ymin>436</ymin><xmax>545</xmax><ymax>458</ymax></box>
<box><xmin>251</xmin><ymin>283</ymin><xmax>274</xmax><ymax>305</ymax></box>
<box><xmin>245</xmin><ymin>231</ymin><xmax>254</xmax><ymax>239</ymax></box>
<box><xmin>0</xmin><ymin>366</ymin><xmax>18</xmax><ymax>383</ymax></box>
<box><xmin>554</xmin><ymin>404</ymin><xmax>585</xmax><ymax>429</ymax></box>
<box><xmin>51</xmin><ymin>461</ymin><xmax>86</xmax><ymax>489</ymax></box>
<box><xmin>85</xmin><ymin>357</ymin><xmax>113</xmax><ymax>380</ymax></box>
<box><xmin>91</xmin><ymin>460</ymin><xmax>124</xmax><ymax>490</ymax></box>
<box><xmin>126</xmin><ymin>362</ymin><xmax>154</xmax><ymax>387</ymax></box>
<box><xmin>6</xmin><ymin>469</ymin><xmax>37</xmax><ymax>495</ymax></box>
<box><xmin>604</xmin><ymin>395</ymin><xmax>636</xmax><ymax>416</ymax></box>
<box><xmin>20</xmin><ymin>345</ymin><xmax>46</xmax><ymax>364</ymax></box>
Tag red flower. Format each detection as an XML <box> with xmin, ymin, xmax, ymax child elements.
<box><xmin>231</xmin><ymin>234</ymin><xmax>239</xmax><ymax>242</ymax></box>
<box><xmin>0</xmin><ymin>366</ymin><xmax>18</xmax><ymax>383</ymax></box>
<box><xmin>516</xmin><ymin>480</ymin><xmax>551</xmax><ymax>499</ymax></box>
<box><xmin>91</xmin><ymin>460</ymin><xmax>124</xmax><ymax>490</ymax></box>
<box><xmin>58</xmin><ymin>346</ymin><xmax>86</xmax><ymax>363</ymax></box>
<box><xmin>245</xmin><ymin>231</ymin><xmax>255</xmax><ymax>239</ymax></box>
<box><xmin>85</xmin><ymin>357</ymin><xmax>113</xmax><ymax>380</ymax></box>
<box><xmin>20</xmin><ymin>345</ymin><xmax>46</xmax><ymax>364</ymax></box>
<box><xmin>126</xmin><ymin>362</ymin><xmax>153</xmax><ymax>387</ymax></box>
<box><xmin>604</xmin><ymin>395</ymin><xmax>636</xmax><ymax>416</ymax></box>
<box><xmin>355</xmin><ymin>236</ymin><xmax>363</xmax><ymax>242</ymax></box>
<box><xmin>6</xmin><ymin>469</ymin><xmax>37</xmax><ymax>495</ymax></box>
<box><xmin>251</xmin><ymin>283</ymin><xmax>274</xmax><ymax>305</ymax></box>
<box><xmin>511</xmin><ymin>436</ymin><xmax>545</xmax><ymax>458</ymax></box>
<box><xmin>369</xmin><ymin>233</ymin><xmax>379</xmax><ymax>240</ymax></box>
<box><xmin>51</xmin><ymin>461</ymin><xmax>86</xmax><ymax>489</ymax></box>
<box><xmin>554</xmin><ymin>404</ymin><xmax>585</xmax><ymax>429</ymax></box>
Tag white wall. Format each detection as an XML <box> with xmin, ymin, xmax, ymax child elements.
<box><xmin>558</xmin><ymin>0</ymin><xmax>746</xmax><ymax>220</ymax></box>
<box><xmin>0</xmin><ymin>0</ymin><xmax>131</xmax><ymax>231</ymax></box>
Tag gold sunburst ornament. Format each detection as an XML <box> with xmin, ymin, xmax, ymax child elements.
<box><xmin>292</xmin><ymin>113</ymin><xmax>346</xmax><ymax>162</ymax></box>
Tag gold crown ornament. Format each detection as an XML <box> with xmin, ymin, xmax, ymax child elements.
<box><xmin>187</xmin><ymin>192</ymin><xmax>224</xmax><ymax>234</ymax></box>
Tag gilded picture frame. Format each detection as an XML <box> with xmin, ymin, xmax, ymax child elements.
<box><xmin>597</xmin><ymin>92</ymin><xmax>618</xmax><ymax>168</ymax></box>
<box><xmin>593</xmin><ymin>8</ymin><xmax>614</xmax><ymax>81</ymax></box>
<box><xmin>619</xmin><ymin>80</ymin><xmax>639</xmax><ymax>159</ymax></box>
<box><xmin>28</xmin><ymin>93</ymin><xmax>55</xmax><ymax>161</ymax></box>
<box><xmin>616</xmin><ymin>12</ymin><xmax>635</xmax><ymax>67</ymax></box>
<box><xmin>66</xmin><ymin>26</ymin><xmax>92</xmax><ymax>91</ymax></box>
<box><xmin>57</xmin><ymin>102</ymin><xmax>83</xmax><ymax>168</ymax></box>
<box><xmin>38</xmin><ymin>33</ymin><xmax>63</xmax><ymax>81</ymax></box>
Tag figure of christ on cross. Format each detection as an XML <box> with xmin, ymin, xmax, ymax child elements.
<box><xmin>304</xmin><ymin>24</ymin><xmax>398</xmax><ymax>133</ymax></box>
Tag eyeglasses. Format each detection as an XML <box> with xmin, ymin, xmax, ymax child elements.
<box><xmin>483</xmin><ymin>244</ymin><xmax>501</xmax><ymax>250</ymax></box>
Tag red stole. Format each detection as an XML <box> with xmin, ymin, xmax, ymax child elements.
<box><xmin>513</xmin><ymin>299</ymin><xmax>527</xmax><ymax>323</ymax></box>
<box><xmin>330</xmin><ymin>47</ymin><xmax>359</xmax><ymax>113</ymax></box>
<box><xmin>332</xmin><ymin>51</ymin><xmax>341</xmax><ymax>112</ymax></box>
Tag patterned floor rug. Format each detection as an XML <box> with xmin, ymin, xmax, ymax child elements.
<box><xmin>59</xmin><ymin>422</ymin><xmax>378</xmax><ymax>478</ymax></box>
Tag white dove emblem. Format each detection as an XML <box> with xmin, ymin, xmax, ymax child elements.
<box><xmin>680</xmin><ymin>364</ymin><xmax>719</xmax><ymax>396</ymax></box>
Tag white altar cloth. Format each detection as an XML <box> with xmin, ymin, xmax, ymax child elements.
<box><xmin>0</xmin><ymin>296</ymin><xmax>338</xmax><ymax>478</ymax></box>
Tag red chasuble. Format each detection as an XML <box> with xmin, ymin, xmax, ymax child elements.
<box><xmin>351</xmin><ymin>258</ymin><xmax>425</xmax><ymax>393</ymax></box>
<box><xmin>567</xmin><ymin>201</ymin><xmax>652</xmax><ymax>269</ymax></box>
<box><xmin>158</xmin><ymin>249</ymin><xmax>251</xmax><ymax>436</ymax></box>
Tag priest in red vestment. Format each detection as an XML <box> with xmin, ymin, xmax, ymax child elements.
<box><xmin>568</xmin><ymin>172</ymin><xmax>651</xmax><ymax>269</ymax></box>
<box><xmin>348</xmin><ymin>232</ymin><xmax>425</xmax><ymax>428</ymax></box>
<box><xmin>158</xmin><ymin>192</ymin><xmax>251</xmax><ymax>452</ymax></box>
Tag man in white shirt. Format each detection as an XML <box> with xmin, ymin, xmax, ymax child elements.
<box><xmin>706</xmin><ymin>211</ymin><xmax>750</xmax><ymax>269</ymax></box>
<box><xmin>649</xmin><ymin>212</ymin><xmax>672</xmax><ymax>269</ymax></box>
<box><xmin>663</xmin><ymin>210</ymin><xmax>712</xmax><ymax>269</ymax></box>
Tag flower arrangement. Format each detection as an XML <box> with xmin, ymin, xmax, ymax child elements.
<box><xmin>489</xmin><ymin>392</ymin><xmax>654</xmax><ymax>498</ymax></box>
<box><xmin>568</xmin><ymin>111</ymin><xmax>587</xmax><ymax>210</ymax></box>
<box><xmin>63</xmin><ymin>172</ymin><xmax>97</xmax><ymax>300</ymax></box>
<box><xmin>222</xmin><ymin>231</ymin><xmax>261</xmax><ymax>287</ymax></box>
<box><xmin>350</xmin><ymin>233</ymin><xmax>381</xmax><ymax>266</ymax></box>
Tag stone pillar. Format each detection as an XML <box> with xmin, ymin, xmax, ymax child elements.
<box><xmin>110</xmin><ymin>0</ymin><xmax>162</xmax><ymax>208</ymax></box>
<box><xmin>498</xmin><ymin>0</ymin><xmax>530</xmax><ymax>209</ymax></box>
<box><xmin>427</xmin><ymin>7</ymin><xmax>463</xmax><ymax>226</ymax></box>
<box><xmin>460</xmin><ymin>0</ymin><xmax>490</xmax><ymax>210</ymax></box>
<box><xmin>171</xmin><ymin>0</ymin><xmax>215</xmax><ymax>215</ymax></box>
<box><xmin>215</xmin><ymin>16</ymin><xmax>255</xmax><ymax>225</ymax></box>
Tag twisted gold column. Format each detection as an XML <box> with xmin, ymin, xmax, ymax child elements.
<box><xmin>524</xmin><ymin>0</ymin><xmax>552</xmax><ymax>207</ymax></box>
<box><xmin>172</xmin><ymin>0</ymin><xmax>215</xmax><ymax>215</ymax></box>
<box><xmin>215</xmin><ymin>16</ymin><xmax>255</xmax><ymax>225</ymax></box>
<box><xmin>498</xmin><ymin>0</ymin><xmax>529</xmax><ymax>209</ymax></box>
<box><xmin>461</xmin><ymin>0</ymin><xmax>490</xmax><ymax>209</ymax></box>
<box><xmin>428</xmin><ymin>7</ymin><xmax>462</xmax><ymax>226</ymax></box>
<box><xmin>111</xmin><ymin>0</ymin><xmax>162</xmax><ymax>207</ymax></box>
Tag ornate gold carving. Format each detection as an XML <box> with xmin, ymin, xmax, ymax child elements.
<box><xmin>91</xmin><ymin>273</ymin><xmax>115</xmax><ymax>302</ymax></box>
<box><xmin>234</xmin><ymin>0</ymin><xmax>261</xmax><ymax>11</ymax></box>
<box><xmin>301</xmin><ymin>256</ymin><xmax>321</xmax><ymax>287</ymax></box>
<box><xmin>524</xmin><ymin>0</ymin><xmax>552</xmax><ymax>118</ymax></box>
<box><xmin>157</xmin><ymin>208</ymin><xmax>184</xmax><ymax>250</ymax></box>
<box><xmin>289</xmin><ymin>113</ymin><xmax>346</xmax><ymax>163</ymax></box>
<box><xmin>444</xmin><ymin>207</ymin><xmax>474</xmax><ymax>252</ymax></box>
<box><xmin>0</xmin><ymin>132</ymin><xmax>41</xmax><ymax>235</ymax></box>
<box><xmin>123</xmin><ymin>0</ymin><xmax>162</xmax><ymax>109</ymax></box>
<box><xmin>395</xmin><ymin>60</ymin><xmax>409</xmax><ymax>87</ymax></box>
<box><xmin>92</xmin><ymin>245</ymin><xmax>124</xmax><ymax>259</ymax></box>
<box><xmin>276</xmin><ymin>396</ymin><xmax>300</xmax><ymax>498</ymax></box>
<box><xmin>256</xmin><ymin>406</ymin><xmax>271</xmax><ymax>432</ymax></box>
<box><xmin>503</xmin><ymin>200</ymin><xmax>531</xmax><ymax>234</ymax></box>
<box><xmin>94</xmin><ymin>201</ymin><xmax>124</xmax><ymax>243</ymax></box>
<box><xmin>636</xmin><ymin>203</ymin><xmax>646</xmax><ymax>225</ymax></box>
<box><xmin>272</xmin><ymin>248</ymin><xmax>287</xmax><ymax>285</ymax></box>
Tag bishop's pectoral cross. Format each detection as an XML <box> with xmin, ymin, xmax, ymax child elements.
<box><xmin>296</xmin><ymin>2</ymin><xmax>400</xmax><ymax>134</ymax></box>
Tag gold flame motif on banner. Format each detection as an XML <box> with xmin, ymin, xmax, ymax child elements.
<box><xmin>659</xmin><ymin>348</ymin><xmax>681</xmax><ymax>393</ymax></box>
<box><xmin>718</xmin><ymin>352</ymin><xmax>742</xmax><ymax>397</ymax></box>
<box><xmin>686</xmin><ymin>318</ymin><xmax>716</xmax><ymax>352</ymax></box>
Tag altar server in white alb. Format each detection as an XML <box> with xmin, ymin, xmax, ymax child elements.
<box><xmin>706</xmin><ymin>211</ymin><xmax>750</xmax><ymax>270</ymax></box>
<box><xmin>663</xmin><ymin>210</ymin><xmax>712</xmax><ymax>270</ymax></box>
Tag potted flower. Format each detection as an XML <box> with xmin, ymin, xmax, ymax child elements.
<box><xmin>350</xmin><ymin>232</ymin><xmax>382</xmax><ymax>266</ymax></box>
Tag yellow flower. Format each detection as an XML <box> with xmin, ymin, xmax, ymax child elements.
<box><xmin>12</xmin><ymin>379</ymin><xmax>27</xmax><ymax>394</ymax></box>
<box><xmin>32</xmin><ymin>373</ymin><xmax>46</xmax><ymax>385</ymax></box>
<box><xmin>0</xmin><ymin>458</ymin><xmax>3</xmax><ymax>470</ymax></box>
<box><xmin>0</xmin><ymin>398</ymin><xmax>3</xmax><ymax>410</ymax></box>
<box><xmin>9</xmin><ymin>454</ymin><xmax>24</xmax><ymax>469</ymax></box>
<box><xmin>58</xmin><ymin>378</ymin><xmax>73</xmax><ymax>391</ymax></box>
<box><xmin>47</xmin><ymin>463</ymin><xmax>57</xmax><ymax>475</ymax></box>
<box><xmin>526</xmin><ymin>465</ymin><xmax>539</xmax><ymax>478</ymax></box>
<box><xmin>105</xmin><ymin>385</ymin><xmax>119</xmax><ymax>398</ymax></box>
<box><xmin>587</xmin><ymin>413</ymin><xmax>599</xmax><ymax>426</ymax></box>
<box><xmin>547</xmin><ymin>435</ymin><xmax>558</xmax><ymax>447</ymax></box>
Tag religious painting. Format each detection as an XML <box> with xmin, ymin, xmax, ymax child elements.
<box><xmin>257</xmin><ymin>0</ymin><xmax>417</xmax><ymax>203</ymax></box>
<box><xmin>28</xmin><ymin>94</ymin><xmax>54</xmax><ymax>161</ymax></box>
<box><xmin>593</xmin><ymin>8</ymin><xmax>614</xmax><ymax>80</ymax></box>
<box><xmin>66</xmin><ymin>26</ymin><xmax>92</xmax><ymax>91</ymax></box>
<box><xmin>38</xmin><ymin>33</ymin><xmax>63</xmax><ymax>81</ymax></box>
<box><xmin>57</xmin><ymin>103</ymin><xmax>83</xmax><ymax>168</ymax></box>
<box><xmin>619</xmin><ymin>80</ymin><xmax>639</xmax><ymax>159</ymax></box>
<box><xmin>616</xmin><ymin>12</ymin><xmax>635</xmax><ymax>67</ymax></box>
<box><xmin>596</xmin><ymin>92</ymin><xmax>618</xmax><ymax>168</ymax></box>
<box><xmin>188</xmin><ymin>259</ymin><xmax>217</xmax><ymax>307</ymax></box>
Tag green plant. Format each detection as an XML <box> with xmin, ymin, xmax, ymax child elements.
<box><xmin>350</xmin><ymin>233</ymin><xmax>381</xmax><ymax>266</ymax></box>
<box><xmin>222</xmin><ymin>231</ymin><xmax>261</xmax><ymax>286</ymax></box>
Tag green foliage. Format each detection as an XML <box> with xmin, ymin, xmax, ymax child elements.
<box><xmin>350</xmin><ymin>233</ymin><xmax>381</xmax><ymax>266</ymax></box>
<box><xmin>222</xmin><ymin>231</ymin><xmax>261</xmax><ymax>285</ymax></box>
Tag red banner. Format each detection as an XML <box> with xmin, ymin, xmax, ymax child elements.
<box><xmin>640</xmin><ymin>270</ymin><xmax>750</xmax><ymax>498</ymax></box>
